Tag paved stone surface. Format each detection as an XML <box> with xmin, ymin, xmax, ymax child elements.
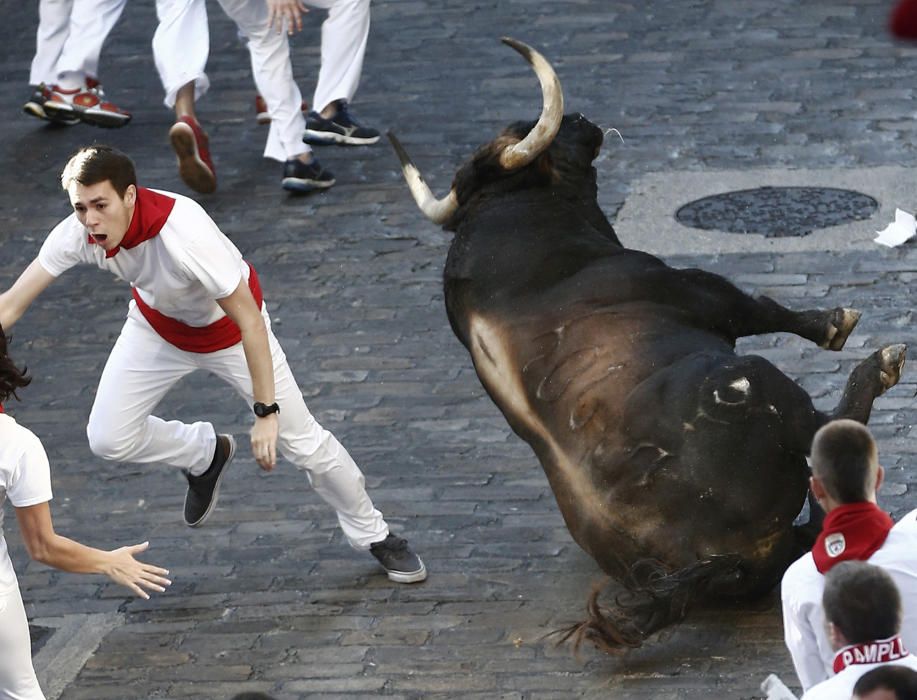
<box><xmin>1</xmin><ymin>1</ymin><xmax>917</xmax><ymax>698</ymax></box>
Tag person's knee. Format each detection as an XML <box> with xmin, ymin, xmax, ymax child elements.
<box><xmin>86</xmin><ymin>422</ymin><xmax>138</xmax><ymax>461</ymax></box>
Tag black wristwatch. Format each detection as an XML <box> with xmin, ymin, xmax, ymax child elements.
<box><xmin>253</xmin><ymin>401</ymin><xmax>280</xmax><ymax>418</ymax></box>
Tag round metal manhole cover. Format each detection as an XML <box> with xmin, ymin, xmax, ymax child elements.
<box><xmin>675</xmin><ymin>186</ymin><xmax>878</xmax><ymax>238</ymax></box>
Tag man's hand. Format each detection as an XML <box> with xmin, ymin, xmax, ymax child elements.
<box><xmin>251</xmin><ymin>413</ymin><xmax>279</xmax><ymax>470</ymax></box>
<box><xmin>267</xmin><ymin>0</ymin><xmax>309</xmax><ymax>34</ymax></box>
<box><xmin>102</xmin><ymin>541</ymin><xmax>172</xmax><ymax>599</ymax></box>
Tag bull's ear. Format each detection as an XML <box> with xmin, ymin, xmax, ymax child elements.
<box><xmin>536</xmin><ymin>151</ymin><xmax>556</xmax><ymax>182</ymax></box>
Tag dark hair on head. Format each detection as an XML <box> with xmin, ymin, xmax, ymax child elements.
<box><xmin>853</xmin><ymin>664</ymin><xmax>917</xmax><ymax>699</ymax></box>
<box><xmin>823</xmin><ymin>561</ymin><xmax>901</xmax><ymax>644</ymax></box>
<box><xmin>0</xmin><ymin>324</ymin><xmax>31</xmax><ymax>404</ymax></box>
<box><xmin>60</xmin><ymin>144</ymin><xmax>137</xmax><ymax>198</ymax></box>
<box><xmin>810</xmin><ymin>419</ymin><xmax>878</xmax><ymax>503</ymax></box>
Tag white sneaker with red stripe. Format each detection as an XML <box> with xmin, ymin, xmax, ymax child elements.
<box><xmin>42</xmin><ymin>78</ymin><xmax>131</xmax><ymax>128</ymax></box>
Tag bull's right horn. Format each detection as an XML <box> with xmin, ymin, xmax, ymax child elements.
<box><xmin>497</xmin><ymin>37</ymin><xmax>564</xmax><ymax>171</ymax></box>
<box><xmin>388</xmin><ymin>131</ymin><xmax>459</xmax><ymax>225</ymax></box>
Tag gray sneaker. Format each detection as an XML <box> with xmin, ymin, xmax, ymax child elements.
<box><xmin>370</xmin><ymin>534</ymin><xmax>427</xmax><ymax>583</ymax></box>
<box><xmin>183</xmin><ymin>434</ymin><xmax>235</xmax><ymax>527</ymax></box>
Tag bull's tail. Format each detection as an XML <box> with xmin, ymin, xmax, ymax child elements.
<box><xmin>554</xmin><ymin>554</ymin><xmax>743</xmax><ymax>655</ymax></box>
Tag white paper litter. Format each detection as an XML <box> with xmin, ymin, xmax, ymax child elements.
<box><xmin>875</xmin><ymin>208</ymin><xmax>917</xmax><ymax>247</ymax></box>
<box><xmin>760</xmin><ymin>674</ymin><xmax>799</xmax><ymax>700</ymax></box>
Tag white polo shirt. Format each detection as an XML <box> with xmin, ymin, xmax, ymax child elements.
<box><xmin>0</xmin><ymin>414</ymin><xmax>53</xmax><ymax>595</ymax></box>
<box><xmin>782</xmin><ymin>508</ymin><xmax>917</xmax><ymax>690</ymax></box>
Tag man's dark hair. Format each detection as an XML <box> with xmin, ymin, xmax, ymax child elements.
<box><xmin>0</xmin><ymin>324</ymin><xmax>31</xmax><ymax>404</ymax></box>
<box><xmin>810</xmin><ymin>419</ymin><xmax>878</xmax><ymax>503</ymax></box>
<box><xmin>60</xmin><ymin>145</ymin><xmax>137</xmax><ymax>197</ymax></box>
<box><xmin>853</xmin><ymin>664</ymin><xmax>917</xmax><ymax>699</ymax></box>
<box><xmin>823</xmin><ymin>561</ymin><xmax>902</xmax><ymax>645</ymax></box>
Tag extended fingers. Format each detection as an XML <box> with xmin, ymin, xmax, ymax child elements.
<box><xmin>128</xmin><ymin>581</ymin><xmax>150</xmax><ymax>600</ymax></box>
<box><xmin>140</xmin><ymin>567</ymin><xmax>172</xmax><ymax>588</ymax></box>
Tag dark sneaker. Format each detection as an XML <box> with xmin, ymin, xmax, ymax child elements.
<box><xmin>303</xmin><ymin>102</ymin><xmax>380</xmax><ymax>145</ymax></box>
<box><xmin>23</xmin><ymin>84</ymin><xmax>79</xmax><ymax>124</ymax></box>
<box><xmin>183</xmin><ymin>434</ymin><xmax>235</xmax><ymax>527</ymax></box>
<box><xmin>256</xmin><ymin>94</ymin><xmax>309</xmax><ymax>125</ymax></box>
<box><xmin>369</xmin><ymin>534</ymin><xmax>427</xmax><ymax>583</ymax></box>
<box><xmin>281</xmin><ymin>157</ymin><xmax>336</xmax><ymax>192</ymax></box>
<box><xmin>42</xmin><ymin>80</ymin><xmax>131</xmax><ymax>128</ymax></box>
<box><xmin>169</xmin><ymin>116</ymin><xmax>217</xmax><ymax>194</ymax></box>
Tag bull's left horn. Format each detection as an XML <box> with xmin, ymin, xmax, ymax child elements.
<box><xmin>498</xmin><ymin>37</ymin><xmax>564</xmax><ymax>171</ymax></box>
<box><xmin>388</xmin><ymin>131</ymin><xmax>459</xmax><ymax>225</ymax></box>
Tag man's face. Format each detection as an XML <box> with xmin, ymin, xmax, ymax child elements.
<box><xmin>68</xmin><ymin>180</ymin><xmax>136</xmax><ymax>252</ymax></box>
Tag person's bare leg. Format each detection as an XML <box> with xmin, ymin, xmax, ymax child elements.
<box><xmin>168</xmin><ymin>80</ymin><xmax>217</xmax><ymax>193</ymax></box>
<box><xmin>174</xmin><ymin>81</ymin><xmax>196</xmax><ymax>119</ymax></box>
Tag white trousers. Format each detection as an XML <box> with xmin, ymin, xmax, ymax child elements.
<box><xmin>152</xmin><ymin>0</ymin><xmax>211</xmax><ymax>108</ymax></box>
<box><xmin>85</xmin><ymin>306</ymin><xmax>389</xmax><ymax>549</ymax></box>
<box><xmin>0</xmin><ymin>585</ymin><xmax>44</xmax><ymax>700</ymax></box>
<box><xmin>151</xmin><ymin>0</ymin><xmax>371</xmax><ymax>162</ymax></box>
<box><xmin>306</xmin><ymin>0</ymin><xmax>371</xmax><ymax>115</ymax></box>
<box><xmin>30</xmin><ymin>0</ymin><xmax>127</xmax><ymax>87</ymax></box>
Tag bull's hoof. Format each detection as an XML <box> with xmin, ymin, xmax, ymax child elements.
<box><xmin>821</xmin><ymin>308</ymin><xmax>861</xmax><ymax>351</ymax></box>
<box><xmin>878</xmin><ymin>343</ymin><xmax>907</xmax><ymax>393</ymax></box>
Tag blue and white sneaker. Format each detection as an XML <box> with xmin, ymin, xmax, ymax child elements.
<box><xmin>281</xmin><ymin>157</ymin><xmax>336</xmax><ymax>193</ymax></box>
<box><xmin>303</xmin><ymin>102</ymin><xmax>380</xmax><ymax>145</ymax></box>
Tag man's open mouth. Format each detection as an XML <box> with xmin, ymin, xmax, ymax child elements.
<box><xmin>91</xmin><ymin>234</ymin><xmax>108</xmax><ymax>244</ymax></box>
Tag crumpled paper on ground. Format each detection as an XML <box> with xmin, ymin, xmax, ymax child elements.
<box><xmin>875</xmin><ymin>208</ymin><xmax>917</xmax><ymax>247</ymax></box>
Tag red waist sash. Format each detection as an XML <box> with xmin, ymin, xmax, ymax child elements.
<box><xmin>131</xmin><ymin>263</ymin><xmax>263</xmax><ymax>353</ymax></box>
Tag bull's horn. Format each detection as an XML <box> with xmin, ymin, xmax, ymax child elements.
<box><xmin>388</xmin><ymin>131</ymin><xmax>459</xmax><ymax>225</ymax></box>
<box><xmin>498</xmin><ymin>37</ymin><xmax>564</xmax><ymax>171</ymax></box>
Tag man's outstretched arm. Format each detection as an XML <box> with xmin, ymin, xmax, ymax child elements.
<box><xmin>0</xmin><ymin>259</ymin><xmax>57</xmax><ymax>329</ymax></box>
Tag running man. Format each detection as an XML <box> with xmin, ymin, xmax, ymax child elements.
<box><xmin>0</xmin><ymin>144</ymin><xmax>426</xmax><ymax>584</ymax></box>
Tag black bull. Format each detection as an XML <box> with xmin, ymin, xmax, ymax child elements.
<box><xmin>390</xmin><ymin>39</ymin><xmax>907</xmax><ymax>651</ymax></box>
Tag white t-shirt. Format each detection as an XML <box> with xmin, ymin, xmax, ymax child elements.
<box><xmin>37</xmin><ymin>190</ymin><xmax>249</xmax><ymax>326</ymax></box>
<box><xmin>781</xmin><ymin>508</ymin><xmax>917</xmax><ymax>690</ymax></box>
<box><xmin>0</xmin><ymin>413</ymin><xmax>53</xmax><ymax>595</ymax></box>
<box><xmin>801</xmin><ymin>653</ymin><xmax>917</xmax><ymax>700</ymax></box>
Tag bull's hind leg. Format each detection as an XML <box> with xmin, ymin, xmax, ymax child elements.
<box><xmin>652</xmin><ymin>268</ymin><xmax>860</xmax><ymax>349</ymax></box>
<box><xmin>830</xmin><ymin>344</ymin><xmax>907</xmax><ymax>423</ymax></box>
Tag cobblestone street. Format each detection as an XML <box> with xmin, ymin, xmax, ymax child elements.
<box><xmin>2</xmin><ymin>1</ymin><xmax>917</xmax><ymax>698</ymax></box>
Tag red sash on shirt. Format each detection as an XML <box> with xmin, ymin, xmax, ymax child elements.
<box><xmin>88</xmin><ymin>187</ymin><xmax>176</xmax><ymax>258</ymax></box>
<box><xmin>812</xmin><ymin>502</ymin><xmax>894</xmax><ymax>574</ymax></box>
<box><xmin>833</xmin><ymin>635</ymin><xmax>909</xmax><ymax>673</ymax></box>
<box><xmin>132</xmin><ymin>263</ymin><xmax>263</xmax><ymax>354</ymax></box>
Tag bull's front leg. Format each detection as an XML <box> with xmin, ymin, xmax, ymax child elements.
<box><xmin>654</xmin><ymin>268</ymin><xmax>861</xmax><ymax>350</ymax></box>
<box><xmin>829</xmin><ymin>344</ymin><xmax>907</xmax><ymax>424</ymax></box>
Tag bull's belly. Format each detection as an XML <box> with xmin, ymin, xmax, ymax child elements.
<box><xmin>466</xmin><ymin>311</ymin><xmax>807</xmax><ymax>587</ymax></box>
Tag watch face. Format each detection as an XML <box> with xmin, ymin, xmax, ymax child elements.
<box><xmin>254</xmin><ymin>402</ymin><xmax>278</xmax><ymax>417</ymax></box>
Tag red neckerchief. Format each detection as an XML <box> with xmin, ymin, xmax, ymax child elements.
<box><xmin>0</xmin><ymin>404</ymin><xmax>4</xmax><ymax>413</ymax></box>
<box><xmin>812</xmin><ymin>502</ymin><xmax>894</xmax><ymax>574</ymax></box>
<box><xmin>833</xmin><ymin>635</ymin><xmax>909</xmax><ymax>673</ymax></box>
<box><xmin>87</xmin><ymin>187</ymin><xmax>176</xmax><ymax>258</ymax></box>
